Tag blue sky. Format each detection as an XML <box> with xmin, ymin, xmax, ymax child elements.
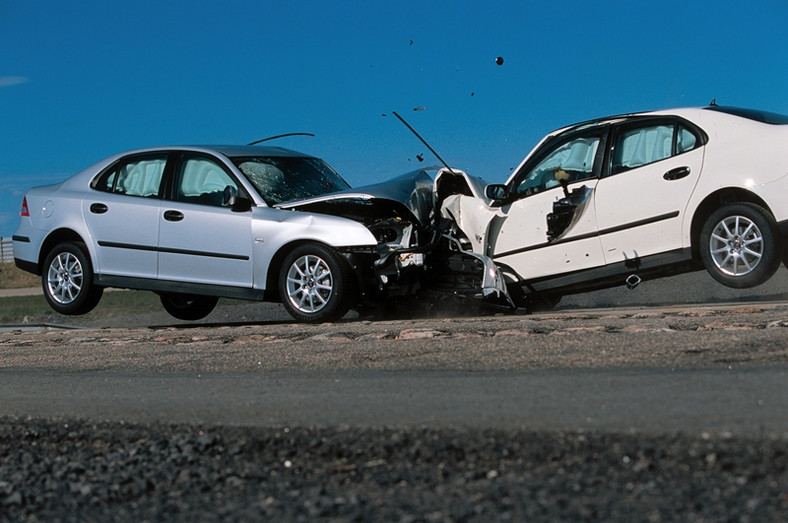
<box><xmin>2</xmin><ymin>0</ymin><xmax>787</xmax><ymax>237</ymax></box>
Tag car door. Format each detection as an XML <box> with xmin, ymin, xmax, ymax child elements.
<box><xmin>593</xmin><ymin>118</ymin><xmax>705</xmax><ymax>264</ymax></box>
<box><xmin>490</xmin><ymin>128</ymin><xmax>607</xmax><ymax>281</ymax></box>
<box><xmin>83</xmin><ymin>153</ymin><xmax>168</xmax><ymax>279</ymax></box>
<box><xmin>157</xmin><ymin>153</ymin><xmax>254</xmax><ymax>287</ymax></box>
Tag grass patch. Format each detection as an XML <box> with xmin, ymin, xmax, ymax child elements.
<box><xmin>0</xmin><ymin>263</ymin><xmax>39</xmax><ymax>289</ymax></box>
<box><xmin>0</xmin><ymin>291</ymin><xmax>163</xmax><ymax>324</ymax></box>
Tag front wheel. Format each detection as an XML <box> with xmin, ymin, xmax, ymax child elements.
<box><xmin>279</xmin><ymin>244</ymin><xmax>355</xmax><ymax>323</ymax></box>
<box><xmin>159</xmin><ymin>293</ymin><xmax>219</xmax><ymax>321</ymax></box>
<box><xmin>699</xmin><ymin>203</ymin><xmax>781</xmax><ymax>288</ymax></box>
<box><xmin>42</xmin><ymin>242</ymin><xmax>103</xmax><ymax>315</ymax></box>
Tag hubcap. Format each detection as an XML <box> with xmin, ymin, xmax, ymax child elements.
<box><xmin>285</xmin><ymin>254</ymin><xmax>333</xmax><ymax>313</ymax></box>
<box><xmin>47</xmin><ymin>252</ymin><xmax>83</xmax><ymax>304</ymax></box>
<box><xmin>709</xmin><ymin>215</ymin><xmax>763</xmax><ymax>276</ymax></box>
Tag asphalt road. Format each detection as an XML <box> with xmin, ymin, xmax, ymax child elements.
<box><xmin>1</xmin><ymin>366</ymin><xmax>786</xmax><ymax>436</ymax></box>
<box><xmin>1</xmin><ymin>294</ymin><xmax>787</xmax><ymax>436</ymax></box>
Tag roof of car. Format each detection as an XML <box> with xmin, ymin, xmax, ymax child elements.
<box><xmin>114</xmin><ymin>144</ymin><xmax>315</xmax><ymax>159</ymax></box>
<box><xmin>206</xmin><ymin>145</ymin><xmax>315</xmax><ymax>158</ymax></box>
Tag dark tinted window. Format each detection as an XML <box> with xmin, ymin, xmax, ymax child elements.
<box><xmin>705</xmin><ymin>106</ymin><xmax>788</xmax><ymax>124</ymax></box>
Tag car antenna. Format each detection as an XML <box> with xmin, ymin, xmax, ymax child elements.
<box><xmin>247</xmin><ymin>132</ymin><xmax>315</xmax><ymax>145</ymax></box>
<box><xmin>391</xmin><ymin>111</ymin><xmax>457</xmax><ymax>175</ymax></box>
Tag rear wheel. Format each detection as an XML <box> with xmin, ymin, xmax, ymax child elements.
<box><xmin>42</xmin><ymin>242</ymin><xmax>103</xmax><ymax>315</ymax></box>
<box><xmin>699</xmin><ymin>203</ymin><xmax>780</xmax><ymax>288</ymax></box>
<box><xmin>159</xmin><ymin>293</ymin><xmax>219</xmax><ymax>321</ymax></box>
<box><xmin>522</xmin><ymin>293</ymin><xmax>562</xmax><ymax>313</ymax></box>
<box><xmin>279</xmin><ymin>243</ymin><xmax>354</xmax><ymax>323</ymax></box>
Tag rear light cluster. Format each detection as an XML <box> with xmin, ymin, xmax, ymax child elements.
<box><xmin>20</xmin><ymin>196</ymin><xmax>29</xmax><ymax>217</ymax></box>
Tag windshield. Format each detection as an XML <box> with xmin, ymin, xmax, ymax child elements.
<box><xmin>231</xmin><ymin>156</ymin><xmax>350</xmax><ymax>205</ymax></box>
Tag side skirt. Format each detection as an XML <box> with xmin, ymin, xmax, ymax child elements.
<box><xmin>94</xmin><ymin>275</ymin><xmax>270</xmax><ymax>302</ymax></box>
<box><xmin>512</xmin><ymin>248</ymin><xmax>696</xmax><ymax>296</ymax></box>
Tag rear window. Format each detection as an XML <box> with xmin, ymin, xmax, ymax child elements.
<box><xmin>704</xmin><ymin>106</ymin><xmax>788</xmax><ymax>124</ymax></box>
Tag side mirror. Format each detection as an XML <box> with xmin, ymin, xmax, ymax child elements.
<box><xmin>223</xmin><ymin>185</ymin><xmax>252</xmax><ymax>212</ymax></box>
<box><xmin>485</xmin><ymin>184</ymin><xmax>509</xmax><ymax>202</ymax></box>
<box><xmin>223</xmin><ymin>185</ymin><xmax>238</xmax><ymax>207</ymax></box>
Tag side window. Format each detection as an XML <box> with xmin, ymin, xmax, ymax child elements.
<box><xmin>92</xmin><ymin>156</ymin><xmax>167</xmax><ymax>197</ymax></box>
<box><xmin>676</xmin><ymin>125</ymin><xmax>698</xmax><ymax>153</ymax></box>
<box><xmin>174</xmin><ymin>157</ymin><xmax>238</xmax><ymax>207</ymax></box>
<box><xmin>515</xmin><ymin>134</ymin><xmax>600</xmax><ymax>197</ymax></box>
<box><xmin>611</xmin><ymin>124</ymin><xmax>673</xmax><ymax>174</ymax></box>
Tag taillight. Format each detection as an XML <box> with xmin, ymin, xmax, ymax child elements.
<box><xmin>20</xmin><ymin>196</ymin><xmax>29</xmax><ymax>217</ymax></box>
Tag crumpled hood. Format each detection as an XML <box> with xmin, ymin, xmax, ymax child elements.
<box><xmin>276</xmin><ymin>169</ymin><xmax>436</xmax><ymax>227</ymax></box>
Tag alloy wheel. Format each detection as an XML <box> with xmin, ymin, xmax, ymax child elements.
<box><xmin>285</xmin><ymin>254</ymin><xmax>334</xmax><ymax>314</ymax></box>
<box><xmin>708</xmin><ymin>214</ymin><xmax>763</xmax><ymax>276</ymax></box>
<box><xmin>46</xmin><ymin>251</ymin><xmax>84</xmax><ymax>305</ymax></box>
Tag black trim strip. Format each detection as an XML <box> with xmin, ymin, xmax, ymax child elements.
<box><xmin>597</xmin><ymin>211</ymin><xmax>679</xmax><ymax>237</ymax></box>
<box><xmin>11</xmin><ymin>235</ymin><xmax>30</xmax><ymax>243</ymax></box>
<box><xmin>493</xmin><ymin>211</ymin><xmax>680</xmax><ymax>260</ymax></box>
<box><xmin>158</xmin><ymin>246</ymin><xmax>249</xmax><ymax>261</ymax></box>
<box><xmin>98</xmin><ymin>241</ymin><xmax>158</xmax><ymax>252</ymax></box>
<box><xmin>97</xmin><ymin>241</ymin><xmax>249</xmax><ymax>261</ymax></box>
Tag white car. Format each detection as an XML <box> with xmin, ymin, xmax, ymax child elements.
<box><xmin>433</xmin><ymin>105</ymin><xmax>788</xmax><ymax>309</ymax></box>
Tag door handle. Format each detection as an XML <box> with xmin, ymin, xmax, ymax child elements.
<box><xmin>89</xmin><ymin>203</ymin><xmax>108</xmax><ymax>214</ymax></box>
<box><xmin>163</xmin><ymin>210</ymin><xmax>184</xmax><ymax>222</ymax></box>
<box><xmin>663</xmin><ymin>166</ymin><xmax>691</xmax><ymax>181</ymax></box>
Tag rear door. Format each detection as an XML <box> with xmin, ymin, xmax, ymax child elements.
<box><xmin>593</xmin><ymin>118</ymin><xmax>705</xmax><ymax>263</ymax></box>
<box><xmin>157</xmin><ymin>153</ymin><xmax>254</xmax><ymax>287</ymax></box>
<box><xmin>83</xmin><ymin>153</ymin><xmax>168</xmax><ymax>279</ymax></box>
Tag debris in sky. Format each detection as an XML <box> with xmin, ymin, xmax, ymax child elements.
<box><xmin>495</xmin><ymin>56</ymin><xmax>504</xmax><ymax>66</ymax></box>
<box><xmin>416</xmin><ymin>154</ymin><xmax>424</xmax><ymax>162</ymax></box>
<box><xmin>409</xmin><ymin>40</ymin><xmax>414</xmax><ymax>46</ymax></box>
<box><xmin>471</xmin><ymin>92</ymin><xmax>475</xmax><ymax>97</ymax></box>
<box><xmin>382</xmin><ymin>113</ymin><xmax>387</xmax><ymax>117</ymax></box>
<box><xmin>413</xmin><ymin>106</ymin><xmax>426</xmax><ymax>111</ymax></box>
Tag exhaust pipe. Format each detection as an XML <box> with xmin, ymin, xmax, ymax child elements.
<box><xmin>626</xmin><ymin>274</ymin><xmax>641</xmax><ymax>290</ymax></box>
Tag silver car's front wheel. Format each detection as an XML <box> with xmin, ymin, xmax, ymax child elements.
<box><xmin>286</xmin><ymin>254</ymin><xmax>334</xmax><ymax>314</ymax></box>
<box><xmin>279</xmin><ymin>244</ymin><xmax>354</xmax><ymax>323</ymax></box>
<box><xmin>699</xmin><ymin>203</ymin><xmax>780</xmax><ymax>289</ymax></box>
<box><xmin>42</xmin><ymin>242</ymin><xmax>103</xmax><ymax>315</ymax></box>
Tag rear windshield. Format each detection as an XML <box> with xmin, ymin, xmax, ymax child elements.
<box><xmin>704</xmin><ymin>106</ymin><xmax>788</xmax><ymax>124</ymax></box>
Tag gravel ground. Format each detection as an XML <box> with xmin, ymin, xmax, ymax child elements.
<box><xmin>1</xmin><ymin>417</ymin><xmax>786</xmax><ymax>522</ymax></box>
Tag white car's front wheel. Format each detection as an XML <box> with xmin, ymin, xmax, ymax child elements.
<box><xmin>699</xmin><ymin>203</ymin><xmax>780</xmax><ymax>288</ymax></box>
<box><xmin>279</xmin><ymin>244</ymin><xmax>354</xmax><ymax>323</ymax></box>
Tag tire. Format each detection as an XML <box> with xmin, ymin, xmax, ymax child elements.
<box><xmin>522</xmin><ymin>293</ymin><xmax>562</xmax><ymax>313</ymax></box>
<box><xmin>279</xmin><ymin>243</ymin><xmax>355</xmax><ymax>323</ymax></box>
<box><xmin>699</xmin><ymin>203</ymin><xmax>781</xmax><ymax>288</ymax></box>
<box><xmin>42</xmin><ymin>242</ymin><xmax>103</xmax><ymax>315</ymax></box>
<box><xmin>160</xmin><ymin>293</ymin><xmax>219</xmax><ymax>321</ymax></box>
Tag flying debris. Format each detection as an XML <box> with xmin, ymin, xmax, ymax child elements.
<box><xmin>413</xmin><ymin>106</ymin><xmax>426</xmax><ymax>111</ymax></box>
<box><xmin>495</xmin><ymin>56</ymin><xmax>504</xmax><ymax>66</ymax></box>
<box><xmin>416</xmin><ymin>154</ymin><xmax>424</xmax><ymax>162</ymax></box>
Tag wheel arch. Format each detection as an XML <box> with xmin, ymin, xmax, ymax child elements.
<box><xmin>37</xmin><ymin>228</ymin><xmax>90</xmax><ymax>275</ymax></box>
<box><xmin>689</xmin><ymin>188</ymin><xmax>774</xmax><ymax>259</ymax></box>
<box><xmin>264</xmin><ymin>239</ymin><xmax>339</xmax><ymax>301</ymax></box>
